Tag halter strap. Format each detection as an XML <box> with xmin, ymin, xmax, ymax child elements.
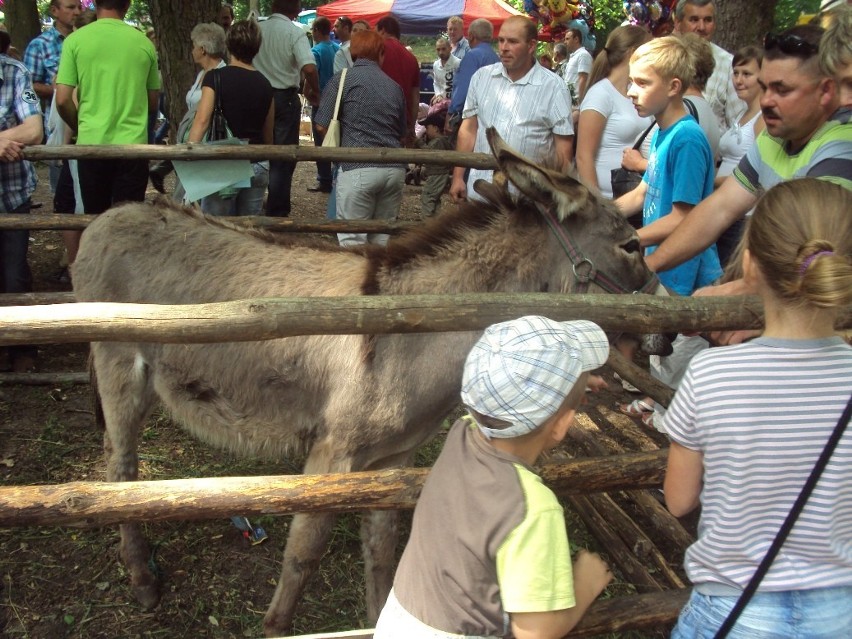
<box><xmin>540</xmin><ymin>207</ymin><xmax>659</xmax><ymax>295</ymax></box>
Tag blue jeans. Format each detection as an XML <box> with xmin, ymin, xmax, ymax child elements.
<box><xmin>671</xmin><ymin>587</ymin><xmax>852</xmax><ymax>639</ymax></box>
<box><xmin>267</xmin><ymin>88</ymin><xmax>301</xmax><ymax>217</ymax></box>
<box><xmin>201</xmin><ymin>162</ymin><xmax>269</xmax><ymax>217</ymax></box>
<box><xmin>310</xmin><ymin>105</ymin><xmax>333</xmax><ymax>188</ymax></box>
<box><xmin>1</xmin><ymin>200</ymin><xmax>37</xmax><ymax>362</ymax></box>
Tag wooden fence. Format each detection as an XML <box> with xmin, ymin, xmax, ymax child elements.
<box><xmin>3</xmin><ymin>149</ymin><xmax>849</xmax><ymax>636</ymax></box>
<box><xmin>2</xmin><ymin>293</ymin><xmax>852</xmax><ymax>638</ymax></box>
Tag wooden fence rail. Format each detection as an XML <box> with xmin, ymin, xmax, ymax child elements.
<box><xmin>0</xmin><ymin>213</ymin><xmax>417</xmax><ymax>233</ymax></box>
<box><xmin>0</xmin><ymin>450</ymin><xmax>666</xmax><ymax>528</ymax></box>
<box><xmin>2</xmin><ymin>293</ymin><xmax>851</xmax><ymax>346</ymax></box>
<box><xmin>0</xmin><ymin>294</ymin><xmax>762</xmax><ymax>345</ymax></box>
<box><xmin>22</xmin><ymin>143</ymin><xmax>498</xmax><ymax>168</ymax></box>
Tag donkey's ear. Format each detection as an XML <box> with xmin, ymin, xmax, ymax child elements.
<box><xmin>486</xmin><ymin>127</ymin><xmax>592</xmax><ymax>221</ymax></box>
<box><xmin>473</xmin><ymin>174</ymin><xmax>514</xmax><ymax>210</ymax></box>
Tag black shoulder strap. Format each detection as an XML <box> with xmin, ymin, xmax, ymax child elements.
<box><xmin>632</xmin><ymin>121</ymin><xmax>657</xmax><ymax>150</ymax></box>
<box><xmin>684</xmin><ymin>97</ymin><xmax>699</xmax><ymax>123</ymax></box>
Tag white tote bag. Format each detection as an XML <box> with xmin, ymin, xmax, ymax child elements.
<box><xmin>322</xmin><ymin>68</ymin><xmax>347</xmax><ymax>148</ymax></box>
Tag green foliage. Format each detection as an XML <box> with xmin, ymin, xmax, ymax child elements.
<box><xmin>774</xmin><ymin>0</ymin><xmax>821</xmax><ymax>31</ymax></box>
<box><xmin>509</xmin><ymin>0</ymin><xmax>825</xmax><ymax>50</ymax></box>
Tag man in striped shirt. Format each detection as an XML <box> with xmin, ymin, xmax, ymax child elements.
<box><xmin>450</xmin><ymin>15</ymin><xmax>574</xmax><ymax>203</ymax></box>
<box><xmin>644</xmin><ymin>24</ymin><xmax>851</xmax><ymax>281</ymax></box>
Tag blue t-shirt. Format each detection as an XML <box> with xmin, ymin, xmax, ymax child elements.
<box><xmin>643</xmin><ymin>115</ymin><xmax>721</xmax><ymax>295</ymax></box>
<box><xmin>312</xmin><ymin>39</ymin><xmax>339</xmax><ymax>92</ymax></box>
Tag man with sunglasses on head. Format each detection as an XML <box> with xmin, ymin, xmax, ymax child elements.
<box><xmin>642</xmin><ymin>24</ymin><xmax>851</xmax><ymax>297</ymax></box>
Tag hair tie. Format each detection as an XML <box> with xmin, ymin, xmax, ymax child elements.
<box><xmin>798</xmin><ymin>250</ymin><xmax>833</xmax><ymax>275</ymax></box>
<box><xmin>603</xmin><ymin>46</ymin><xmax>610</xmax><ymax>54</ymax></box>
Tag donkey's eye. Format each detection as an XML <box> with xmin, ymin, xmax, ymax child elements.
<box><xmin>622</xmin><ymin>239</ymin><xmax>641</xmax><ymax>254</ymax></box>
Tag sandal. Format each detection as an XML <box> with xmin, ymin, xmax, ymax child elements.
<box><xmin>641</xmin><ymin>410</ymin><xmax>663</xmax><ymax>433</ymax></box>
<box><xmin>618</xmin><ymin>398</ymin><xmax>654</xmax><ymax>418</ymax></box>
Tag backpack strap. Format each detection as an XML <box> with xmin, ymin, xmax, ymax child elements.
<box><xmin>684</xmin><ymin>97</ymin><xmax>699</xmax><ymax>123</ymax></box>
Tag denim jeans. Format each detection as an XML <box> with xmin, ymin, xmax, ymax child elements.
<box><xmin>671</xmin><ymin>587</ymin><xmax>852</xmax><ymax>639</ymax></box>
<box><xmin>310</xmin><ymin>105</ymin><xmax>333</xmax><ymax>188</ymax></box>
<box><xmin>266</xmin><ymin>88</ymin><xmax>301</xmax><ymax>217</ymax></box>
<box><xmin>201</xmin><ymin>162</ymin><xmax>269</xmax><ymax>217</ymax></box>
<box><xmin>1</xmin><ymin>200</ymin><xmax>37</xmax><ymax>362</ymax></box>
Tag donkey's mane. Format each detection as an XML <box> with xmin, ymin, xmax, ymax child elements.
<box><xmin>152</xmin><ymin>198</ymin><xmax>344</xmax><ymax>252</ymax></box>
<box><xmin>361</xmin><ymin>195</ymin><xmax>543</xmax><ymax>295</ymax></box>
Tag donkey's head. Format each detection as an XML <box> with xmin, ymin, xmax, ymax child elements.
<box><xmin>480</xmin><ymin>127</ymin><xmax>658</xmax><ymax>297</ymax></box>
<box><xmin>478</xmin><ymin>127</ymin><xmax>673</xmax><ymax>355</ymax></box>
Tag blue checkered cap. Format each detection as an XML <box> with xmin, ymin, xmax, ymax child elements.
<box><xmin>461</xmin><ymin>316</ymin><xmax>609</xmax><ymax>439</ymax></box>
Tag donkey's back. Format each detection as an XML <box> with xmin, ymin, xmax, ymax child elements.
<box><xmin>74</xmin><ymin>202</ymin><xmax>368</xmax><ymax>304</ymax></box>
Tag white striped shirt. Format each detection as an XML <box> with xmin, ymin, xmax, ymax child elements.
<box><xmin>664</xmin><ymin>337</ymin><xmax>852</xmax><ymax>594</ymax></box>
<box><xmin>704</xmin><ymin>42</ymin><xmax>747</xmax><ymax>130</ymax></box>
<box><xmin>463</xmin><ymin>62</ymin><xmax>574</xmax><ymax>195</ymax></box>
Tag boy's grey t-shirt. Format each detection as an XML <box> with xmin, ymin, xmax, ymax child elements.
<box><xmin>393</xmin><ymin>417</ymin><xmax>575</xmax><ymax>636</ymax></box>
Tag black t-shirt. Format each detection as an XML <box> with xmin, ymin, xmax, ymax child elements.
<box><xmin>202</xmin><ymin>66</ymin><xmax>273</xmax><ymax>145</ymax></box>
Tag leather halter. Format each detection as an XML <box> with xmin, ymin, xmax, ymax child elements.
<box><xmin>540</xmin><ymin>207</ymin><xmax>660</xmax><ymax>295</ymax></box>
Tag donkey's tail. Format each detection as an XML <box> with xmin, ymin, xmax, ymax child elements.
<box><xmin>89</xmin><ymin>351</ymin><xmax>106</xmax><ymax>431</ymax></box>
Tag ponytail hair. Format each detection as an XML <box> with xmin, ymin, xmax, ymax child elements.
<box><xmin>745</xmin><ymin>178</ymin><xmax>852</xmax><ymax>309</ymax></box>
<box><xmin>588</xmin><ymin>25</ymin><xmax>652</xmax><ymax>89</ymax></box>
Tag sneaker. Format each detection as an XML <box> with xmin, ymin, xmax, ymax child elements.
<box><xmin>150</xmin><ymin>171</ymin><xmax>166</xmax><ymax>194</ymax></box>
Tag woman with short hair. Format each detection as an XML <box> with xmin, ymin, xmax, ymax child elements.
<box><xmin>314</xmin><ymin>30</ymin><xmax>407</xmax><ymax>247</ymax></box>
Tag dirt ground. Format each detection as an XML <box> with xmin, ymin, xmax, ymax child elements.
<box><xmin>0</xmin><ymin>147</ymin><xmax>682</xmax><ymax>638</ymax></box>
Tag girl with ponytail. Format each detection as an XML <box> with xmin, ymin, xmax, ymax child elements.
<box><xmin>663</xmin><ymin>178</ymin><xmax>852</xmax><ymax>638</ymax></box>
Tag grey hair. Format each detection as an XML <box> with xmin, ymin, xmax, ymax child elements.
<box><xmin>675</xmin><ymin>0</ymin><xmax>715</xmax><ymax>20</ymax></box>
<box><xmin>554</xmin><ymin>42</ymin><xmax>568</xmax><ymax>57</ymax></box>
<box><xmin>191</xmin><ymin>22</ymin><xmax>227</xmax><ymax>59</ymax></box>
<box><xmin>468</xmin><ymin>18</ymin><xmax>494</xmax><ymax>42</ymax></box>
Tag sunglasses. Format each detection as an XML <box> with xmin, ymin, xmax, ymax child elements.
<box><xmin>763</xmin><ymin>32</ymin><xmax>818</xmax><ymax>57</ymax></box>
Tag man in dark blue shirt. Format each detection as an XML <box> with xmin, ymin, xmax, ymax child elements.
<box><xmin>446</xmin><ymin>18</ymin><xmax>498</xmax><ymax>142</ymax></box>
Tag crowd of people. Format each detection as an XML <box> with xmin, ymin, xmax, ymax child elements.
<box><xmin>1</xmin><ymin>0</ymin><xmax>851</xmax><ymax>636</ymax></box>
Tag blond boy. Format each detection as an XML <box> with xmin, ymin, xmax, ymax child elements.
<box><xmin>616</xmin><ymin>36</ymin><xmax>720</xmax><ymax>297</ymax></box>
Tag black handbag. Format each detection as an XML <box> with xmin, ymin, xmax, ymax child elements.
<box><xmin>610</xmin><ymin>121</ymin><xmax>656</xmax><ymax>199</ymax></box>
<box><xmin>205</xmin><ymin>69</ymin><xmax>233</xmax><ymax>142</ymax></box>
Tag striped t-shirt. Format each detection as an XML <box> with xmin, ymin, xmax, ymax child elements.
<box><xmin>663</xmin><ymin>336</ymin><xmax>852</xmax><ymax>594</ymax></box>
<box><xmin>733</xmin><ymin>107</ymin><xmax>852</xmax><ymax>193</ymax></box>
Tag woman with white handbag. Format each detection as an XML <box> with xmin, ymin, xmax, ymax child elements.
<box><xmin>313</xmin><ymin>29</ymin><xmax>407</xmax><ymax>247</ymax></box>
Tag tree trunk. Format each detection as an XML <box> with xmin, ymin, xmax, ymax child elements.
<box><xmin>148</xmin><ymin>0</ymin><xmax>221</xmax><ymax>142</ymax></box>
<box><xmin>714</xmin><ymin>0</ymin><xmax>777</xmax><ymax>52</ymax></box>
<box><xmin>4</xmin><ymin>0</ymin><xmax>41</xmax><ymax>54</ymax></box>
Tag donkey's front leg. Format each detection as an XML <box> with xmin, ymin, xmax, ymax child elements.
<box><xmin>361</xmin><ymin>509</ymin><xmax>399</xmax><ymax>623</ymax></box>
<box><xmin>263</xmin><ymin>511</ymin><xmax>337</xmax><ymax>637</ymax></box>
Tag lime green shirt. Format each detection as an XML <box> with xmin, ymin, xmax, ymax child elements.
<box><xmin>56</xmin><ymin>19</ymin><xmax>160</xmax><ymax>145</ymax></box>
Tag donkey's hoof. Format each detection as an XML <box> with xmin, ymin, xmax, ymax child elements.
<box><xmin>132</xmin><ymin>579</ymin><xmax>161</xmax><ymax>611</ymax></box>
<box><xmin>263</xmin><ymin>612</ymin><xmax>293</xmax><ymax>638</ymax></box>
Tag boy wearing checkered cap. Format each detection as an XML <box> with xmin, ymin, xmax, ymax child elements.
<box><xmin>375</xmin><ymin>316</ymin><xmax>613</xmax><ymax>639</ymax></box>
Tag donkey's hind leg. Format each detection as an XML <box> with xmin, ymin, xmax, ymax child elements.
<box><xmin>263</xmin><ymin>440</ymin><xmax>348</xmax><ymax>637</ymax></box>
<box><xmin>93</xmin><ymin>345</ymin><xmax>159</xmax><ymax>609</ymax></box>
